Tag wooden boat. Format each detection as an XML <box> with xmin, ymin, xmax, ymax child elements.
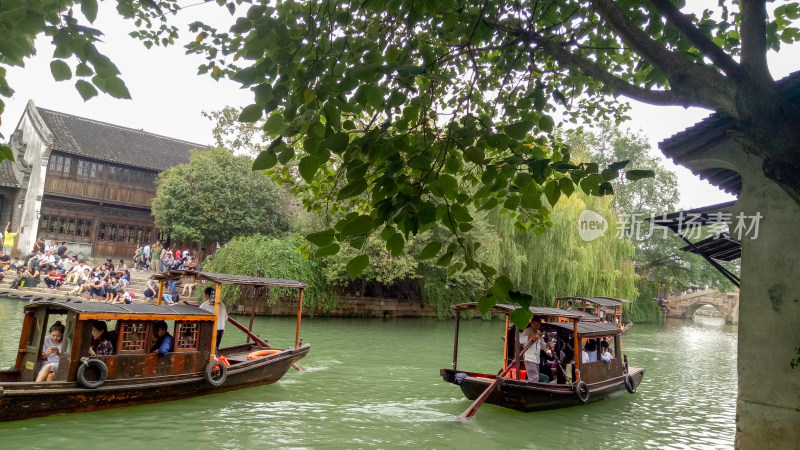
<box><xmin>441</xmin><ymin>303</ymin><xmax>644</xmax><ymax>412</ymax></box>
<box><xmin>0</xmin><ymin>271</ymin><xmax>310</xmax><ymax>422</ymax></box>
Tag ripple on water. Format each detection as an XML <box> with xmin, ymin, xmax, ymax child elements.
<box><xmin>0</xmin><ymin>304</ymin><xmax>737</xmax><ymax>449</ymax></box>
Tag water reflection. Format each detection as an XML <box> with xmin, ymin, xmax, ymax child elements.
<box><xmin>0</xmin><ymin>299</ymin><xmax>736</xmax><ymax>448</ymax></box>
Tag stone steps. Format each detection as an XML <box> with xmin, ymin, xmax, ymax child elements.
<box><xmin>0</xmin><ymin>267</ymin><xmax>193</xmax><ymax>304</ymax></box>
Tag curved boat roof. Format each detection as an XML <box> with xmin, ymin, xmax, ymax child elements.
<box><xmin>557</xmin><ymin>296</ymin><xmax>628</xmax><ymax>307</ymax></box>
<box><xmin>545</xmin><ymin>321</ymin><xmax>623</xmax><ymax>337</ymax></box>
<box><xmin>451</xmin><ymin>302</ymin><xmax>583</xmax><ymax>319</ymax></box>
<box><xmin>25</xmin><ymin>301</ymin><xmax>215</xmax><ymax>320</ymax></box>
<box><xmin>153</xmin><ymin>270</ymin><xmax>307</xmax><ymax>289</ymax></box>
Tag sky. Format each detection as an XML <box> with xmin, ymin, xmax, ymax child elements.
<box><xmin>1</xmin><ymin>3</ymin><xmax>797</xmax><ymax>210</ymax></box>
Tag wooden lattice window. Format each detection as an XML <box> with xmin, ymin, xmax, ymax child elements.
<box><xmin>175</xmin><ymin>322</ymin><xmax>200</xmax><ymax>351</ymax></box>
<box><xmin>118</xmin><ymin>321</ymin><xmax>149</xmax><ymax>354</ymax></box>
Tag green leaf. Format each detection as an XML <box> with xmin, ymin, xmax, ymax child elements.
<box><xmin>386</xmin><ymin>233</ymin><xmax>404</xmax><ymax>256</ymax></box>
<box><xmin>514</xmin><ymin>172</ymin><xmax>533</xmax><ymax>188</ymax></box>
<box><xmin>509</xmin><ymin>291</ymin><xmax>533</xmax><ymax>309</ymax></box>
<box><xmin>463</xmin><ymin>146</ymin><xmax>485</xmax><ymax>164</ymax></box>
<box><xmin>538</xmin><ymin>115</ymin><xmax>555</xmax><ymax>133</ymax></box>
<box><xmin>509</xmin><ymin>307</ymin><xmax>533</xmax><ymax>329</ymax></box>
<box><xmin>477</xmin><ymin>295</ymin><xmax>496</xmax><ymax>315</ymax></box>
<box><xmin>278</xmin><ymin>146</ymin><xmax>295</xmax><ymax>164</ymax></box>
<box><xmin>75</xmin><ymin>80</ymin><xmax>98</xmax><ymax>101</ymax></box>
<box><xmin>50</xmin><ymin>60</ymin><xmax>72</xmax><ymax>81</ymax></box>
<box><xmin>449</xmin><ymin>204</ymin><xmax>472</xmax><ymax>223</ymax></box>
<box><xmin>298</xmin><ymin>156</ymin><xmax>320</xmax><ymax>182</ymax></box>
<box><xmin>80</xmin><ymin>0</ymin><xmax>99</xmax><ymax>22</ymax></box>
<box><xmin>503</xmin><ymin>195</ymin><xmax>521</xmax><ymax>210</ymax></box>
<box><xmin>337</xmin><ymin>178</ymin><xmax>368</xmax><ymax>200</ymax></box>
<box><xmin>325</xmin><ymin>133</ymin><xmax>350</xmax><ymax>153</ymax></box>
<box><xmin>479</xmin><ymin>197</ymin><xmax>498</xmax><ymax>211</ymax></box>
<box><xmin>544</xmin><ymin>180</ymin><xmax>561</xmax><ymax>206</ymax></box>
<box><xmin>607</xmin><ymin>160</ymin><xmax>630</xmax><ymax>171</ymax></box>
<box><xmin>504</xmin><ymin>120</ymin><xmax>535</xmax><ymax>140</ymax></box>
<box><xmin>436</xmin><ymin>251</ymin><xmax>454</xmax><ymax>267</ymax></box>
<box><xmin>346</xmin><ymin>255</ymin><xmax>370</xmax><ymax>278</ymax></box>
<box><xmin>626</xmin><ymin>169</ymin><xmax>656</xmax><ymax>181</ymax></box>
<box><xmin>252</xmin><ymin>150</ymin><xmax>277</xmax><ymax>170</ymax></box>
<box><xmin>306</xmin><ymin>229</ymin><xmax>336</xmax><ymax>246</ymax></box>
<box><xmin>418</xmin><ymin>241</ymin><xmax>442</xmax><ymax>259</ymax></box>
<box><xmin>436</xmin><ymin>174</ymin><xmax>458</xmax><ymax>199</ymax></box>
<box><xmin>491</xmin><ymin>275</ymin><xmax>513</xmax><ymax>301</ymax></box>
<box><xmin>239</xmin><ymin>104</ymin><xmax>263</xmax><ymax>123</ymax></box>
<box><xmin>559</xmin><ymin>178</ymin><xmax>574</xmax><ymax>196</ymax></box>
<box><xmin>341</xmin><ymin>215</ymin><xmax>374</xmax><ymax>238</ymax></box>
<box><xmin>315</xmin><ymin>243</ymin><xmax>340</xmax><ymax>257</ymax></box>
<box><xmin>75</xmin><ymin>63</ymin><xmax>93</xmax><ymax>77</ymax></box>
<box><xmin>105</xmin><ymin>77</ymin><xmax>131</xmax><ymax>99</ymax></box>
<box><xmin>0</xmin><ymin>145</ymin><xmax>15</xmax><ymax>163</ymax></box>
<box><xmin>264</xmin><ymin>114</ymin><xmax>284</xmax><ymax>134</ymax></box>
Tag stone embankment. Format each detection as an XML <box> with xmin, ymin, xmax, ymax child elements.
<box><xmin>0</xmin><ymin>263</ymin><xmax>438</xmax><ymax>318</ymax></box>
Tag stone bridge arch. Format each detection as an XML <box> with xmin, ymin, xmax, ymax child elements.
<box><xmin>666</xmin><ymin>289</ymin><xmax>740</xmax><ymax>324</ymax></box>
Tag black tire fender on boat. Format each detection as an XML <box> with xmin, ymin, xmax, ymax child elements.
<box><xmin>204</xmin><ymin>360</ymin><xmax>228</xmax><ymax>387</ymax></box>
<box><xmin>575</xmin><ymin>381</ymin><xmax>590</xmax><ymax>404</ymax></box>
<box><xmin>624</xmin><ymin>374</ymin><xmax>636</xmax><ymax>394</ymax></box>
<box><xmin>77</xmin><ymin>358</ymin><xmax>108</xmax><ymax>389</ymax></box>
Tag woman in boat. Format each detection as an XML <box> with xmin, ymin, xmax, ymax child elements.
<box><xmin>36</xmin><ymin>321</ymin><xmax>65</xmax><ymax>382</ymax></box>
<box><xmin>88</xmin><ymin>321</ymin><xmax>114</xmax><ymax>356</ymax></box>
<box><xmin>582</xmin><ymin>339</ymin><xmax>598</xmax><ymax>363</ymax></box>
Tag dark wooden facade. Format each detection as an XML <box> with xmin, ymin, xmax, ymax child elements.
<box><xmin>39</xmin><ymin>151</ymin><xmax>164</xmax><ymax>258</ymax></box>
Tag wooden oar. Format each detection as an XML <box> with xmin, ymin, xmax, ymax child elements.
<box><xmin>183</xmin><ymin>301</ymin><xmax>305</xmax><ymax>371</ymax></box>
<box><xmin>456</xmin><ymin>334</ymin><xmax>540</xmax><ymax>421</ymax></box>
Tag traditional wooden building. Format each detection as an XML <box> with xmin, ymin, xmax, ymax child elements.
<box><xmin>0</xmin><ymin>100</ymin><xmax>206</xmax><ymax>258</ymax></box>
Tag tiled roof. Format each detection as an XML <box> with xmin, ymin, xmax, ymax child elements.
<box><xmin>36</xmin><ymin>107</ymin><xmax>207</xmax><ymax>171</ymax></box>
<box><xmin>658</xmin><ymin>71</ymin><xmax>800</xmax><ymax>195</ymax></box>
<box><xmin>0</xmin><ymin>159</ymin><xmax>22</xmax><ymax>188</ymax></box>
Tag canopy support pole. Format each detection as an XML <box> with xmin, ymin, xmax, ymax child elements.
<box><xmin>453</xmin><ymin>311</ymin><xmax>461</xmax><ymax>370</ymax></box>
<box><xmin>156</xmin><ymin>281</ymin><xmax>164</xmax><ymax>306</ymax></box>
<box><xmin>294</xmin><ymin>288</ymin><xmax>304</xmax><ymax>349</ymax></box>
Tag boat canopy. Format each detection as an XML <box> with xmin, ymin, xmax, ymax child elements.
<box><xmin>152</xmin><ymin>270</ymin><xmax>307</xmax><ymax>289</ymax></box>
<box><xmin>24</xmin><ymin>301</ymin><xmax>215</xmax><ymax>321</ymax></box>
<box><xmin>451</xmin><ymin>302</ymin><xmax>584</xmax><ymax>320</ymax></box>
<box><xmin>593</xmin><ymin>296</ymin><xmax>633</xmax><ymax>304</ymax></box>
<box><xmin>557</xmin><ymin>296</ymin><xmax>625</xmax><ymax>308</ymax></box>
<box><xmin>544</xmin><ymin>321</ymin><xmax>623</xmax><ymax>337</ymax></box>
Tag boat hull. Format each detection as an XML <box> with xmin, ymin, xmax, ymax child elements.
<box><xmin>441</xmin><ymin>367</ymin><xmax>645</xmax><ymax>412</ymax></box>
<box><xmin>0</xmin><ymin>344</ymin><xmax>309</xmax><ymax>422</ymax></box>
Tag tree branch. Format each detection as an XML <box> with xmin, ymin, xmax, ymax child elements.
<box><xmin>591</xmin><ymin>0</ymin><xmax>738</xmax><ymax>114</ymax></box>
<box><xmin>511</xmin><ymin>29</ymin><xmax>695</xmax><ymax>107</ymax></box>
<box><xmin>648</xmin><ymin>0</ymin><xmax>744</xmax><ymax>79</ymax></box>
<box><xmin>739</xmin><ymin>0</ymin><xmax>772</xmax><ymax>84</ymax></box>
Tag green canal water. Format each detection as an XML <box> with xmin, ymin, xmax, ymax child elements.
<box><xmin>0</xmin><ymin>299</ymin><xmax>737</xmax><ymax>449</ymax></box>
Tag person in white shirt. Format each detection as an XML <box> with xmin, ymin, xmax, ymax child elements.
<box><xmin>199</xmin><ymin>287</ymin><xmax>227</xmax><ymax>352</ymax></box>
<box><xmin>66</xmin><ymin>262</ymin><xmax>86</xmax><ymax>285</ymax></box>
<box><xmin>600</xmin><ymin>340</ymin><xmax>612</xmax><ymax>362</ymax></box>
<box><xmin>519</xmin><ymin>322</ymin><xmax>548</xmax><ymax>382</ymax></box>
<box><xmin>582</xmin><ymin>340</ymin><xmax>598</xmax><ymax>363</ymax></box>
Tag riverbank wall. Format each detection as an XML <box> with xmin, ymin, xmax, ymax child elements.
<box><xmin>229</xmin><ymin>295</ymin><xmax>439</xmax><ymax>318</ymax></box>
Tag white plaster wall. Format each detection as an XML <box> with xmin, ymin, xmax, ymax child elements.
<box><xmin>12</xmin><ymin>102</ymin><xmax>51</xmax><ymax>258</ymax></box>
<box><xmin>675</xmin><ymin>140</ymin><xmax>800</xmax><ymax>448</ymax></box>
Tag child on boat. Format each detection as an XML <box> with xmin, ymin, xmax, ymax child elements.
<box><xmin>36</xmin><ymin>321</ymin><xmax>65</xmax><ymax>382</ymax></box>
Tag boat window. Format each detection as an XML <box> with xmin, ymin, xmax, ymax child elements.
<box><xmin>175</xmin><ymin>322</ymin><xmax>200</xmax><ymax>351</ymax></box>
<box><xmin>118</xmin><ymin>321</ymin><xmax>149</xmax><ymax>354</ymax></box>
